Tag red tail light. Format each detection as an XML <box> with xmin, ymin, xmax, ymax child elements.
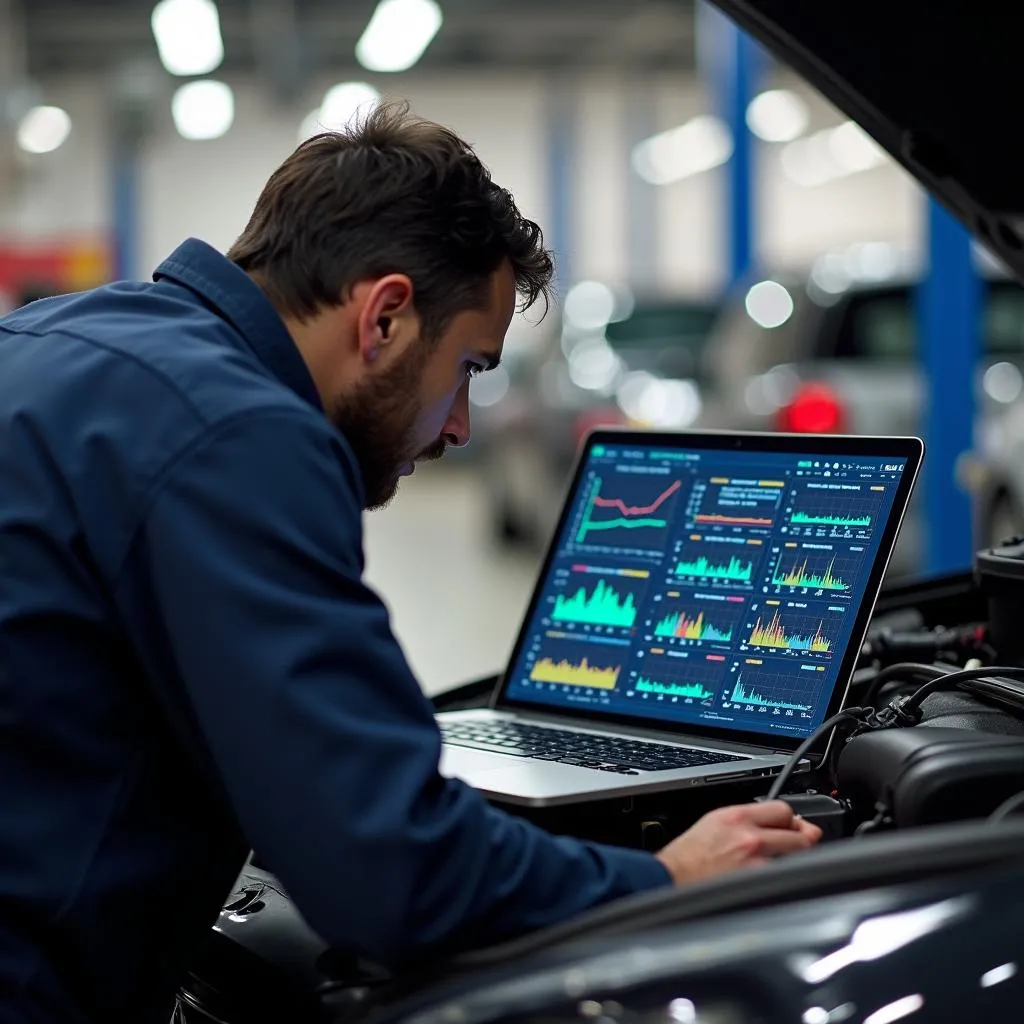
<box><xmin>774</xmin><ymin>382</ymin><xmax>847</xmax><ymax>434</ymax></box>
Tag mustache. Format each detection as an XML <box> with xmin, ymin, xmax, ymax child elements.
<box><xmin>418</xmin><ymin>439</ymin><xmax>448</xmax><ymax>463</ymax></box>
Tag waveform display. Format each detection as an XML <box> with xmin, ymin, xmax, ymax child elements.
<box><xmin>748</xmin><ymin>611</ymin><xmax>832</xmax><ymax>653</ymax></box>
<box><xmin>674</xmin><ymin>554</ymin><xmax>753</xmax><ymax>582</ymax></box>
<box><xmin>791</xmin><ymin>510</ymin><xmax>872</xmax><ymax>528</ymax></box>
<box><xmin>636</xmin><ymin>677</ymin><xmax>714</xmax><ymax>700</ymax></box>
<box><xmin>695</xmin><ymin>513</ymin><xmax>773</xmax><ymax>527</ymax></box>
<box><xmin>552</xmin><ymin>579</ymin><xmax>638</xmax><ymax>628</ymax></box>
<box><xmin>576</xmin><ymin>477</ymin><xmax>681</xmax><ymax>544</ymax></box>
<box><xmin>729</xmin><ymin>676</ymin><xmax>813</xmax><ymax>712</ymax></box>
<box><xmin>772</xmin><ymin>556</ymin><xmax>849</xmax><ymax>592</ymax></box>
<box><xmin>530</xmin><ymin>656</ymin><xmax>620</xmax><ymax>689</ymax></box>
<box><xmin>654</xmin><ymin>610</ymin><xmax>733</xmax><ymax>642</ymax></box>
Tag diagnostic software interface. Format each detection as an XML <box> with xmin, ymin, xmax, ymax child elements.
<box><xmin>503</xmin><ymin>441</ymin><xmax>909</xmax><ymax>739</ymax></box>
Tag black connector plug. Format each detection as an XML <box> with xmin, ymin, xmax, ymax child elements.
<box><xmin>757</xmin><ymin>791</ymin><xmax>848</xmax><ymax>841</ymax></box>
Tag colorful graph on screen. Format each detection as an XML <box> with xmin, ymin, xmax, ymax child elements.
<box><xmin>674</xmin><ymin>554</ymin><xmax>753</xmax><ymax>582</ymax></box>
<box><xmin>748</xmin><ymin>611</ymin><xmax>833</xmax><ymax>653</ymax></box>
<box><xmin>575</xmin><ymin>477</ymin><xmax>681</xmax><ymax>545</ymax></box>
<box><xmin>529</xmin><ymin>656</ymin><xmax>621</xmax><ymax>689</ymax></box>
<box><xmin>790</xmin><ymin>511</ymin><xmax>871</xmax><ymax>529</ymax></box>
<box><xmin>771</xmin><ymin>555</ymin><xmax>850</xmax><ymax>592</ymax></box>
<box><xmin>654</xmin><ymin>609</ymin><xmax>733</xmax><ymax>642</ymax></box>
<box><xmin>728</xmin><ymin>675</ymin><xmax>814</xmax><ymax>713</ymax></box>
<box><xmin>635</xmin><ymin>677</ymin><xmax>715</xmax><ymax>700</ymax></box>
<box><xmin>552</xmin><ymin>578</ymin><xmax>639</xmax><ymax>628</ymax></box>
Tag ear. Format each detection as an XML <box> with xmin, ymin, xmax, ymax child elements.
<box><xmin>353</xmin><ymin>274</ymin><xmax>417</xmax><ymax>364</ymax></box>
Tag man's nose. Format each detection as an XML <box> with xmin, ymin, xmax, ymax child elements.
<box><xmin>441</xmin><ymin>380</ymin><xmax>471</xmax><ymax>448</ymax></box>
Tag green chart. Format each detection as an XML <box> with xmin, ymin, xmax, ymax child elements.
<box><xmin>636</xmin><ymin>677</ymin><xmax>714</xmax><ymax>700</ymax></box>
<box><xmin>674</xmin><ymin>554</ymin><xmax>752</xmax><ymax>582</ymax></box>
<box><xmin>791</xmin><ymin>511</ymin><xmax>871</xmax><ymax>529</ymax></box>
<box><xmin>552</xmin><ymin>579</ymin><xmax>638</xmax><ymax>628</ymax></box>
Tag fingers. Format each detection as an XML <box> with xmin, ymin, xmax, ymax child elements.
<box><xmin>731</xmin><ymin>799</ymin><xmax>800</xmax><ymax>829</ymax></box>
<box><xmin>751</xmin><ymin>825</ymin><xmax>819</xmax><ymax>857</ymax></box>
<box><xmin>795</xmin><ymin>816</ymin><xmax>824</xmax><ymax>842</ymax></box>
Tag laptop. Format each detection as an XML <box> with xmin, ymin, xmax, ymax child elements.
<box><xmin>438</xmin><ymin>429</ymin><xmax>923</xmax><ymax>806</ymax></box>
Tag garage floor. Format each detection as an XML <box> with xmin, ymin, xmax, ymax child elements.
<box><xmin>363</xmin><ymin>462</ymin><xmax>542</xmax><ymax>696</ymax></box>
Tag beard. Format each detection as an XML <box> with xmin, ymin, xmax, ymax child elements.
<box><xmin>328</xmin><ymin>346</ymin><xmax>447</xmax><ymax>510</ymax></box>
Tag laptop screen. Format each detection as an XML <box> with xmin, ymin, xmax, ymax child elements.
<box><xmin>500</xmin><ymin>432</ymin><xmax>921</xmax><ymax>746</ymax></box>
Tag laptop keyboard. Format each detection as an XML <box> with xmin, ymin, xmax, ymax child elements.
<box><xmin>441</xmin><ymin>721</ymin><xmax>749</xmax><ymax>775</ymax></box>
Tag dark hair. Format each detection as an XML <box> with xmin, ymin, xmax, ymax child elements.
<box><xmin>228</xmin><ymin>100</ymin><xmax>553</xmax><ymax>339</ymax></box>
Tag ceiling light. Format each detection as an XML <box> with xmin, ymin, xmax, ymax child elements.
<box><xmin>321</xmin><ymin>82</ymin><xmax>381</xmax><ymax>127</ymax></box>
<box><xmin>744</xmin><ymin>280</ymin><xmax>794</xmax><ymax>329</ymax></box>
<box><xmin>16</xmin><ymin>105</ymin><xmax>72</xmax><ymax>154</ymax></box>
<box><xmin>171</xmin><ymin>80</ymin><xmax>234</xmax><ymax>140</ymax></box>
<box><xmin>782</xmin><ymin>120</ymin><xmax>889</xmax><ymax>187</ymax></box>
<box><xmin>151</xmin><ymin>0</ymin><xmax>224</xmax><ymax>77</ymax></box>
<box><xmin>356</xmin><ymin>0</ymin><xmax>443</xmax><ymax>73</ymax></box>
<box><xmin>746</xmin><ymin>89</ymin><xmax>809</xmax><ymax>143</ymax></box>
<box><xmin>632</xmin><ymin>115</ymin><xmax>733</xmax><ymax>186</ymax></box>
<box><xmin>829</xmin><ymin>121</ymin><xmax>887</xmax><ymax>173</ymax></box>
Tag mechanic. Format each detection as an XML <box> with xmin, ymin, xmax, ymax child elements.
<box><xmin>0</xmin><ymin>101</ymin><xmax>821</xmax><ymax>1023</ymax></box>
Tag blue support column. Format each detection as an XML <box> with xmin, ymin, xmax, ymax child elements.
<box><xmin>545</xmin><ymin>80</ymin><xmax>575</xmax><ymax>291</ymax></box>
<box><xmin>696</xmin><ymin>2</ymin><xmax>764</xmax><ymax>293</ymax></box>
<box><xmin>919</xmin><ymin>198</ymin><xmax>980</xmax><ymax>574</ymax></box>
<box><xmin>112</xmin><ymin>138</ymin><xmax>140</xmax><ymax>281</ymax></box>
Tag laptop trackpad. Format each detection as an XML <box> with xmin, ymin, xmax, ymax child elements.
<box><xmin>440</xmin><ymin>746</ymin><xmax>525</xmax><ymax>781</ymax></box>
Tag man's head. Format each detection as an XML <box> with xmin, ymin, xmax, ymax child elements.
<box><xmin>227</xmin><ymin>101</ymin><xmax>554</xmax><ymax>508</ymax></box>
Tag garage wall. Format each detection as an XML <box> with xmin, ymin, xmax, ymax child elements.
<box><xmin>0</xmin><ymin>70</ymin><xmax>923</xmax><ymax>293</ymax></box>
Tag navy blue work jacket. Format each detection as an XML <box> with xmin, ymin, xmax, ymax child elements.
<box><xmin>0</xmin><ymin>239</ymin><xmax>669</xmax><ymax>1023</ymax></box>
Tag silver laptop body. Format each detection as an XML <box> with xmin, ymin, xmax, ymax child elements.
<box><xmin>439</xmin><ymin>429</ymin><xmax>924</xmax><ymax>807</ymax></box>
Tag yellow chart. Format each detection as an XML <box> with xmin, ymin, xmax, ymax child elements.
<box><xmin>530</xmin><ymin>656</ymin><xmax>621</xmax><ymax>690</ymax></box>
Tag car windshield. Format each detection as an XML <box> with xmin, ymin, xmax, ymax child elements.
<box><xmin>604</xmin><ymin>302</ymin><xmax>720</xmax><ymax>380</ymax></box>
<box><xmin>835</xmin><ymin>279</ymin><xmax>1024</xmax><ymax>360</ymax></box>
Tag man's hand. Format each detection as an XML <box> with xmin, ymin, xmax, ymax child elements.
<box><xmin>655</xmin><ymin>800</ymin><xmax>822</xmax><ymax>885</ymax></box>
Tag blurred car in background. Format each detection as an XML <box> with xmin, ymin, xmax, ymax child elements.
<box><xmin>693</xmin><ymin>242</ymin><xmax>1024</xmax><ymax>574</ymax></box>
<box><xmin>472</xmin><ymin>282</ymin><xmax>720</xmax><ymax>546</ymax></box>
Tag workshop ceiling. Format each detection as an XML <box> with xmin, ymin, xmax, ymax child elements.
<box><xmin>20</xmin><ymin>0</ymin><xmax>698</xmax><ymax>81</ymax></box>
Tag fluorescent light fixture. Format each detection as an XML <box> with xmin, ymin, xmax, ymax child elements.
<box><xmin>151</xmin><ymin>0</ymin><xmax>224</xmax><ymax>77</ymax></box>
<box><xmin>632</xmin><ymin>115</ymin><xmax>732</xmax><ymax>186</ymax></box>
<box><xmin>171</xmin><ymin>80</ymin><xmax>234</xmax><ymax>140</ymax></box>
<box><xmin>16</xmin><ymin>105</ymin><xmax>72</xmax><ymax>154</ymax></box>
<box><xmin>299</xmin><ymin>82</ymin><xmax>381</xmax><ymax>144</ymax></box>
<box><xmin>746</xmin><ymin>88</ymin><xmax>809</xmax><ymax>143</ymax></box>
<box><xmin>863</xmin><ymin>995</ymin><xmax>924</xmax><ymax>1024</ymax></box>
<box><xmin>781</xmin><ymin>120</ymin><xmax>887</xmax><ymax>187</ymax></box>
<box><xmin>356</xmin><ymin>0</ymin><xmax>443</xmax><ymax>73</ymax></box>
<box><xmin>321</xmin><ymin>82</ymin><xmax>381</xmax><ymax>127</ymax></box>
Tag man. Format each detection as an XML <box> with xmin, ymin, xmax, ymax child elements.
<box><xmin>0</xmin><ymin>101</ymin><xmax>820</xmax><ymax>1023</ymax></box>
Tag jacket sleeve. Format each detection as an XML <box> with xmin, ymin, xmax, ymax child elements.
<box><xmin>127</xmin><ymin>409</ymin><xmax>670</xmax><ymax>965</ymax></box>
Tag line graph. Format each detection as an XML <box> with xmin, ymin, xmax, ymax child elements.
<box><xmin>685</xmin><ymin>475</ymin><xmax>783</xmax><ymax>533</ymax></box>
<box><xmin>574</xmin><ymin>474</ymin><xmax>682</xmax><ymax>548</ymax></box>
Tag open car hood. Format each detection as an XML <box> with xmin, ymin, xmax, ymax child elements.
<box><xmin>711</xmin><ymin>0</ymin><xmax>1024</xmax><ymax>285</ymax></box>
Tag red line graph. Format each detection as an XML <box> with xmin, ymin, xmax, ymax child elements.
<box><xmin>593</xmin><ymin>479</ymin><xmax>682</xmax><ymax>516</ymax></box>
